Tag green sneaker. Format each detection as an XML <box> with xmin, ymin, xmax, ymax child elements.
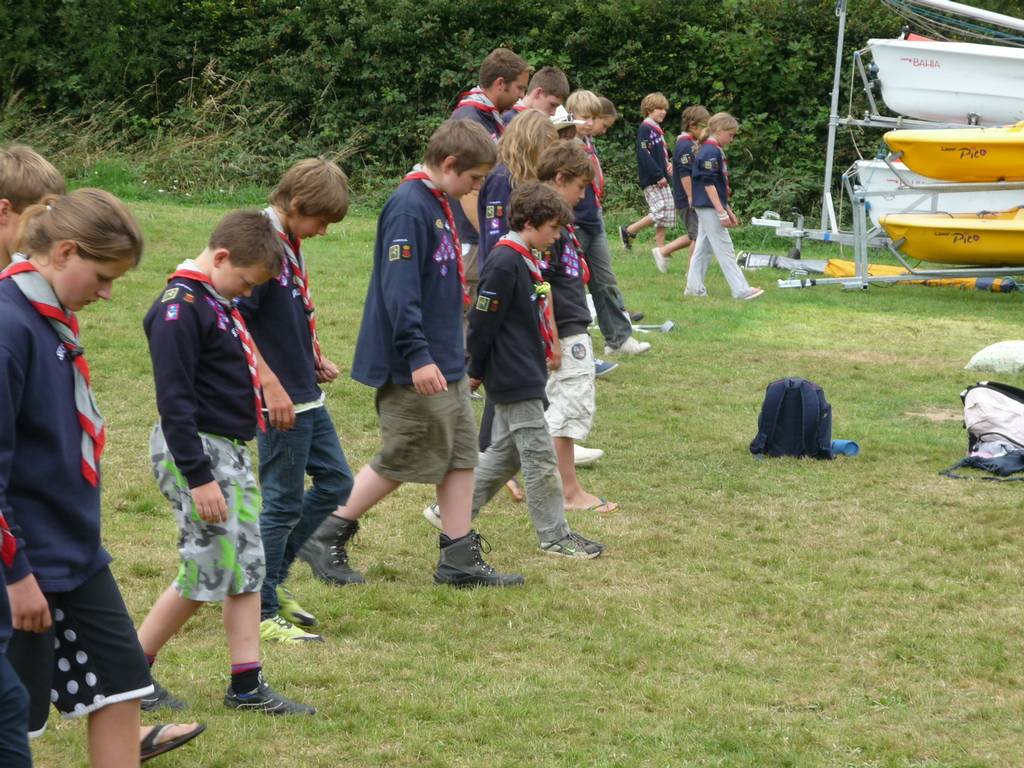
<box><xmin>276</xmin><ymin>586</ymin><xmax>317</xmax><ymax>628</ymax></box>
<box><xmin>259</xmin><ymin>615</ymin><xmax>323</xmax><ymax>643</ymax></box>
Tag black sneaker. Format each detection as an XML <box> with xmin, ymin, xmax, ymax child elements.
<box><xmin>628</xmin><ymin>311</ymin><xmax>645</xmax><ymax>323</ymax></box>
<box><xmin>618</xmin><ymin>224</ymin><xmax>634</xmax><ymax>249</ymax></box>
<box><xmin>224</xmin><ymin>673</ymin><xmax>316</xmax><ymax>715</ymax></box>
<box><xmin>540</xmin><ymin>531</ymin><xmax>605</xmax><ymax>559</ymax></box>
<box><xmin>141</xmin><ymin>678</ymin><xmax>187</xmax><ymax>712</ymax></box>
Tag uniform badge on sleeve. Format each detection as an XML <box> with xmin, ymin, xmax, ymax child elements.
<box><xmin>476</xmin><ymin>295</ymin><xmax>491</xmax><ymax>312</ymax></box>
<box><xmin>161</xmin><ymin>287</ymin><xmax>179</xmax><ymax>303</ymax></box>
<box><xmin>401</xmin><ymin>244</ymin><xmax>413</xmax><ymax>259</ymax></box>
<box><xmin>388</xmin><ymin>244</ymin><xmax>401</xmax><ymax>261</ymax></box>
<box><xmin>165</xmin><ymin>304</ymin><xmax>180</xmax><ymax>321</ymax></box>
<box><xmin>435</xmin><ymin>219</ymin><xmax>445</xmax><ymax>229</ymax></box>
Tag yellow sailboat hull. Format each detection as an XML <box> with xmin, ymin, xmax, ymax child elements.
<box><xmin>884</xmin><ymin>122</ymin><xmax>1024</xmax><ymax>182</ymax></box>
<box><xmin>879</xmin><ymin>208</ymin><xmax>1024</xmax><ymax>266</ymax></box>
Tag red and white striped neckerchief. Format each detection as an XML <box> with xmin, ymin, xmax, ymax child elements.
<box><xmin>496</xmin><ymin>235</ymin><xmax>555</xmax><ymax>360</ymax></box>
<box><xmin>0</xmin><ymin>513</ymin><xmax>14</xmax><ymax>567</ymax></box>
<box><xmin>0</xmin><ymin>257</ymin><xmax>105</xmax><ymax>486</ymax></box>
<box><xmin>582</xmin><ymin>137</ymin><xmax>604</xmax><ymax>204</ymax></box>
<box><xmin>169</xmin><ymin>266</ymin><xmax>266</xmax><ymax>432</ymax></box>
<box><xmin>264</xmin><ymin>207</ymin><xmax>322</xmax><ymax>368</ymax></box>
<box><xmin>643</xmin><ymin>117</ymin><xmax>671</xmax><ymax>169</ymax></box>
<box><xmin>564</xmin><ymin>224</ymin><xmax>591</xmax><ymax>284</ymax></box>
<box><xmin>402</xmin><ymin>169</ymin><xmax>471</xmax><ymax>306</ymax></box>
<box><xmin>703</xmin><ymin>136</ymin><xmax>731</xmax><ymax>196</ymax></box>
<box><xmin>456</xmin><ymin>87</ymin><xmax>505</xmax><ymax>138</ymax></box>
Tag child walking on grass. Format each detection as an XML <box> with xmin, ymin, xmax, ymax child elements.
<box><xmin>620</xmin><ymin>92</ymin><xmax>674</xmax><ymax>260</ymax></box>
<box><xmin>137</xmin><ymin>210</ymin><xmax>315</xmax><ymax>716</ymax></box>
<box><xmin>684</xmin><ymin>112</ymin><xmax>763</xmax><ymax>300</ymax></box>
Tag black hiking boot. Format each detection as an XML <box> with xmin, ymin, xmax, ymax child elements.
<box><xmin>433</xmin><ymin>530</ymin><xmax>525</xmax><ymax>588</ymax></box>
<box><xmin>297</xmin><ymin>516</ymin><xmax>365</xmax><ymax>585</ymax></box>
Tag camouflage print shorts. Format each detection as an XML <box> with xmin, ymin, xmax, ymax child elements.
<box><xmin>150</xmin><ymin>425</ymin><xmax>265</xmax><ymax>602</ymax></box>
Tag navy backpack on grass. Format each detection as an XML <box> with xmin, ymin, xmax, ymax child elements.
<box><xmin>750</xmin><ymin>377</ymin><xmax>833</xmax><ymax>460</ymax></box>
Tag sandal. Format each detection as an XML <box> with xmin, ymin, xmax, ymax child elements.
<box><xmin>141</xmin><ymin>722</ymin><xmax>206</xmax><ymax>763</ymax></box>
<box><xmin>568</xmin><ymin>497</ymin><xmax>619</xmax><ymax>514</ymax></box>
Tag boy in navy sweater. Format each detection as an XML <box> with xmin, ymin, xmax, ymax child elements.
<box><xmin>0</xmin><ymin>144</ymin><xmax>65</xmax><ymax>267</ymax></box>
<box><xmin>462</xmin><ymin>182</ymin><xmax>604</xmax><ymax>558</ymax></box>
<box><xmin>652</xmin><ymin>105</ymin><xmax>711</xmax><ymax>273</ymax></box>
<box><xmin>451</xmin><ymin>47</ymin><xmax>530</xmax><ymax>302</ymax></box>
<box><xmin>501</xmin><ymin>65</ymin><xmax>570</xmax><ymax>124</ymax></box>
<box><xmin>235</xmin><ymin>159</ymin><xmax>354</xmax><ymax>643</ymax></box>
<box><xmin>301</xmin><ymin>120</ymin><xmax>524</xmax><ymax>587</ymax></box>
<box><xmin>621</xmin><ymin>92</ymin><xmax>675</xmax><ymax>261</ymax></box>
<box><xmin>137</xmin><ymin>210</ymin><xmax>315</xmax><ymax>716</ymax></box>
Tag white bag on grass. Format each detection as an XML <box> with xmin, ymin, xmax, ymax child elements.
<box><xmin>965</xmin><ymin>341</ymin><xmax>1024</xmax><ymax>374</ymax></box>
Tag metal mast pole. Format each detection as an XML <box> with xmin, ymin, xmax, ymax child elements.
<box><xmin>821</xmin><ymin>0</ymin><xmax>847</xmax><ymax>232</ymax></box>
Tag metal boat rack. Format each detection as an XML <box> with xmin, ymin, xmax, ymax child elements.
<box><xmin>755</xmin><ymin>0</ymin><xmax>1024</xmax><ymax>289</ymax></box>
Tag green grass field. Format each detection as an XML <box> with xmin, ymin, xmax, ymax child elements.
<box><xmin>28</xmin><ymin>201</ymin><xmax>1024</xmax><ymax>767</ymax></box>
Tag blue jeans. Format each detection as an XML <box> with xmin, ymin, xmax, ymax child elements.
<box><xmin>257</xmin><ymin>406</ymin><xmax>353</xmax><ymax>619</ymax></box>
<box><xmin>0</xmin><ymin>654</ymin><xmax>31</xmax><ymax>767</ymax></box>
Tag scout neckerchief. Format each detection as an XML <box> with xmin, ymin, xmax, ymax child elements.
<box><xmin>402</xmin><ymin>169</ymin><xmax>471</xmax><ymax>306</ymax></box>
<box><xmin>564</xmin><ymin>224</ymin><xmax>591</xmax><ymax>285</ymax></box>
<box><xmin>582</xmin><ymin>137</ymin><xmax>605</xmax><ymax>203</ymax></box>
<box><xmin>0</xmin><ymin>256</ymin><xmax>105</xmax><ymax>486</ymax></box>
<box><xmin>169</xmin><ymin>263</ymin><xmax>266</xmax><ymax>432</ymax></box>
<box><xmin>0</xmin><ymin>513</ymin><xmax>14</xmax><ymax>567</ymax></box>
<box><xmin>642</xmin><ymin>117</ymin><xmax>671</xmax><ymax>170</ymax></box>
<box><xmin>264</xmin><ymin>206</ymin><xmax>323</xmax><ymax>369</ymax></box>
<box><xmin>496</xmin><ymin>235</ymin><xmax>555</xmax><ymax>360</ymax></box>
<box><xmin>703</xmin><ymin>136</ymin><xmax>731</xmax><ymax>197</ymax></box>
<box><xmin>456</xmin><ymin>86</ymin><xmax>505</xmax><ymax>137</ymax></box>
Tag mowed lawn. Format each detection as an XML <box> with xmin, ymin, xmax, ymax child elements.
<box><xmin>29</xmin><ymin>199</ymin><xmax>1024</xmax><ymax>767</ymax></box>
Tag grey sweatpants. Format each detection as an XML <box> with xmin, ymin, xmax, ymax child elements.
<box><xmin>472</xmin><ymin>399</ymin><xmax>570</xmax><ymax>545</ymax></box>
<box><xmin>685</xmin><ymin>207</ymin><xmax>752</xmax><ymax>298</ymax></box>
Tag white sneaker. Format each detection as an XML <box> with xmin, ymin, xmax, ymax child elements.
<box><xmin>603</xmin><ymin>336</ymin><xmax>651</xmax><ymax>356</ymax></box>
<box><xmin>422</xmin><ymin>502</ymin><xmax>443</xmax><ymax>531</ymax></box>
<box><xmin>651</xmin><ymin>247</ymin><xmax>668</xmax><ymax>273</ymax></box>
<box><xmin>574</xmin><ymin>445</ymin><xmax>605</xmax><ymax>467</ymax></box>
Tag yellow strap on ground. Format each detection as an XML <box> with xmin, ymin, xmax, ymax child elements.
<box><xmin>822</xmin><ymin>259</ymin><xmax>1010</xmax><ymax>291</ymax></box>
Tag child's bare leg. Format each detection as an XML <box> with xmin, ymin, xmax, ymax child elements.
<box><xmin>661</xmin><ymin>233</ymin><xmax>691</xmax><ymax>257</ymax></box>
<box><xmin>435</xmin><ymin>468</ymin><xmax>473</xmax><ymax>539</ymax></box>
<box><xmin>627</xmin><ymin>214</ymin><xmax>653</xmax><ymax>236</ymax></box>
<box><xmin>87</xmin><ymin>700</ymin><xmax>140</xmax><ymax>768</ymax></box>
<box><xmin>554</xmin><ymin>436</ymin><xmax>603</xmax><ymax>509</ymax></box>
<box><xmin>655</xmin><ymin>225</ymin><xmax>666</xmax><ymax>249</ymax></box>
<box><xmin>223</xmin><ymin>592</ymin><xmax>260</xmax><ymax>665</ymax></box>
<box><xmin>137</xmin><ymin>587</ymin><xmax>203</xmax><ymax>656</ymax></box>
<box><xmin>334</xmin><ymin>464</ymin><xmax>401</xmax><ymax>521</ymax></box>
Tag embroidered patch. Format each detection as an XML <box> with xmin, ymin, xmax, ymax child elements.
<box><xmin>388</xmin><ymin>244</ymin><xmax>401</xmax><ymax>261</ymax></box>
<box><xmin>489</xmin><ymin>298</ymin><xmax>500</xmax><ymax>312</ymax></box>
<box><xmin>56</xmin><ymin>345</ymin><xmax>67</xmax><ymax>361</ymax></box>
<box><xmin>571</xmin><ymin>342</ymin><xmax>587</xmax><ymax>360</ymax></box>
<box><xmin>435</xmin><ymin>218</ymin><xmax>445</xmax><ymax>229</ymax></box>
<box><xmin>183</xmin><ymin>292</ymin><xmax>195</xmax><ymax>303</ymax></box>
<box><xmin>703</xmin><ymin>159</ymin><xmax>716</xmax><ymax>170</ymax></box>
<box><xmin>161</xmin><ymin>287</ymin><xmax>179</xmax><ymax>303</ymax></box>
<box><xmin>476</xmin><ymin>295</ymin><xmax>491</xmax><ymax>312</ymax></box>
<box><xmin>401</xmin><ymin>244</ymin><xmax>413</xmax><ymax>259</ymax></box>
<box><xmin>165</xmin><ymin>304</ymin><xmax>180</xmax><ymax>321</ymax></box>
<box><xmin>485</xmin><ymin>205</ymin><xmax>494</xmax><ymax>219</ymax></box>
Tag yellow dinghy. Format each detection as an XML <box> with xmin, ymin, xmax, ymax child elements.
<box><xmin>879</xmin><ymin>208</ymin><xmax>1024</xmax><ymax>266</ymax></box>
<box><xmin>884</xmin><ymin>122</ymin><xmax>1024</xmax><ymax>182</ymax></box>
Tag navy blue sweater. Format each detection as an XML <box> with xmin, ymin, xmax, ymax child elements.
<box><xmin>542</xmin><ymin>229</ymin><xmax>591</xmax><ymax>338</ymax></box>
<box><xmin>636</xmin><ymin>119</ymin><xmax>669</xmax><ymax>188</ymax></box>
<box><xmin>236</xmin><ymin>241</ymin><xmax>321</xmax><ymax>405</ymax></box>
<box><xmin>352</xmin><ymin>180</ymin><xmax>466</xmax><ymax>387</ymax></box>
<box><xmin>671</xmin><ymin>132</ymin><xmax>698</xmax><ymax>210</ymax></box>
<box><xmin>0</xmin><ymin>568</ymin><xmax>9</xmax><ymax>652</ymax></box>
<box><xmin>467</xmin><ymin>239</ymin><xmax>547</xmax><ymax>404</ymax></box>
<box><xmin>477</xmin><ymin>164</ymin><xmax>513</xmax><ymax>266</ymax></box>
<box><xmin>448</xmin><ymin>109</ymin><xmax>502</xmax><ymax>247</ymax></box>
<box><xmin>691</xmin><ymin>140</ymin><xmax>729</xmax><ymax>208</ymax></box>
<box><xmin>145</xmin><ymin>276</ymin><xmax>259</xmax><ymax>488</ymax></box>
<box><xmin>0</xmin><ymin>280</ymin><xmax>110</xmax><ymax>593</ymax></box>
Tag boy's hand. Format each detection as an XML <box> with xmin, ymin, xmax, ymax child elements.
<box><xmin>548</xmin><ymin>344</ymin><xmax>562</xmax><ymax>372</ymax></box>
<box><xmin>262</xmin><ymin>377</ymin><xmax>296</xmax><ymax>430</ymax></box>
<box><xmin>469</xmin><ymin>377</ymin><xmax>483</xmax><ymax>392</ymax></box>
<box><xmin>412</xmin><ymin>363</ymin><xmax>448</xmax><ymax>395</ymax></box>
<box><xmin>316</xmin><ymin>357</ymin><xmax>340</xmax><ymax>383</ymax></box>
<box><xmin>656</xmin><ymin>178</ymin><xmax>668</xmax><ymax>188</ymax></box>
<box><xmin>191</xmin><ymin>481</ymin><xmax>228</xmax><ymax>523</ymax></box>
<box><xmin>8</xmin><ymin>574</ymin><xmax>51</xmax><ymax>633</ymax></box>
<box><xmin>727</xmin><ymin>209</ymin><xmax>739</xmax><ymax>227</ymax></box>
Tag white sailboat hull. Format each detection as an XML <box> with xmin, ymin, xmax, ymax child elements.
<box><xmin>855</xmin><ymin>159</ymin><xmax>1024</xmax><ymax>227</ymax></box>
<box><xmin>869</xmin><ymin>38</ymin><xmax>1024</xmax><ymax>126</ymax></box>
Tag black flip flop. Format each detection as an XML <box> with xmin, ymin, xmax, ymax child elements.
<box><xmin>141</xmin><ymin>722</ymin><xmax>206</xmax><ymax>763</ymax></box>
